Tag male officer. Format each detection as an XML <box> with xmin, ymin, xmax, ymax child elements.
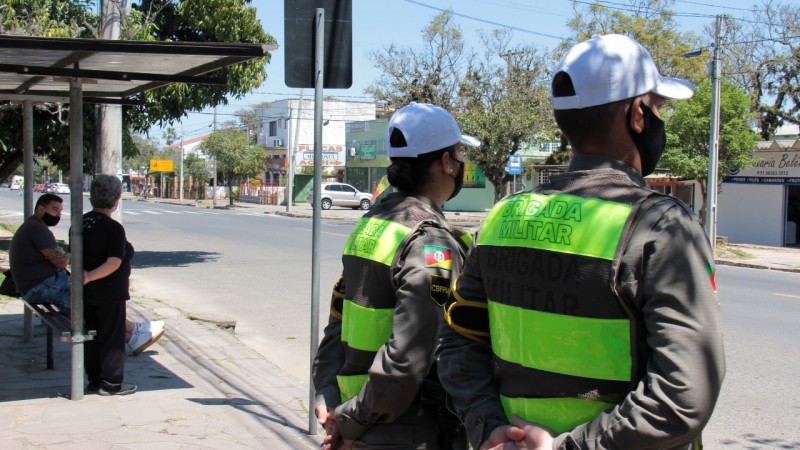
<box><xmin>437</xmin><ymin>34</ymin><xmax>725</xmax><ymax>449</ymax></box>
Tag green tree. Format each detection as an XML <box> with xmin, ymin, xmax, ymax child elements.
<box><xmin>184</xmin><ymin>153</ymin><xmax>210</xmax><ymax>200</ymax></box>
<box><xmin>0</xmin><ymin>1</ymin><xmax>98</xmax><ymax>181</ymax></box>
<box><xmin>366</xmin><ymin>12</ymin><xmax>470</xmax><ymax>110</ymax></box>
<box><xmin>127</xmin><ymin>0</ymin><xmax>276</xmax><ymax>132</ymax></box>
<box><xmin>721</xmin><ymin>2</ymin><xmax>800</xmax><ymax>138</ymax></box>
<box><xmin>199</xmin><ymin>128</ymin><xmax>265</xmax><ymax>206</ymax></box>
<box><xmin>367</xmin><ymin>13</ymin><xmax>557</xmax><ymax>201</ymax></box>
<box><xmin>662</xmin><ymin>79</ymin><xmax>758</xmax><ymax>224</ymax></box>
<box><xmin>0</xmin><ymin>0</ymin><xmax>276</xmax><ymax>180</ymax></box>
<box><xmin>564</xmin><ymin>0</ymin><xmax>705</xmax><ymax>83</ymax></box>
<box><xmin>458</xmin><ymin>30</ymin><xmax>556</xmax><ymax>201</ymax></box>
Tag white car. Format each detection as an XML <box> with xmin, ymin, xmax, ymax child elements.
<box><xmin>49</xmin><ymin>183</ymin><xmax>71</xmax><ymax>194</ymax></box>
<box><xmin>307</xmin><ymin>182</ymin><xmax>372</xmax><ymax>210</ymax></box>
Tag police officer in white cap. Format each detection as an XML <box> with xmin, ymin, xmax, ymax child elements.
<box><xmin>436</xmin><ymin>34</ymin><xmax>725</xmax><ymax>450</ymax></box>
<box><xmin>313</xmin><ymin>102</ymin><xmax>479</xmax><ymax>449</ymax></box>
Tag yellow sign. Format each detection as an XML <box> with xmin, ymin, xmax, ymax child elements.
<box><xmin>150</xmin><ymin>159</ymin><xmax>174</xmax><ymax>172</ymax></box>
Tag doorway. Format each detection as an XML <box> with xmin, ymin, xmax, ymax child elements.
<box><xmin>786</xmin><ymin>185</ymin><xmax>800</xmax><ymax>246</ymax></box>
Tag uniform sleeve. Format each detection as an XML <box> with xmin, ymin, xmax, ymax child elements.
<box><xmin>312</xmin><ymin>275</ymin><xmax>346</xmax><ymax>409</ymax></box>
<box><xmin>436</xmin><ymin>231</ymin><xmax>508</xmax><ymax>449</ymax></box>
<box><xmin>556</xmin><ymin>202</ymin><xmax>726</xmax><ymax>449</ymax></box>
<box><xmin>334</xmin><ymin>226</ymin><xmax>464</xmax><ymax>440</ymax></box>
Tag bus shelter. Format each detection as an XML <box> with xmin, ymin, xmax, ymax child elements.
<box><xmin>0</xmin><ymin>35</ymin><xmax>276</xmax><ymax>400</ymax></box>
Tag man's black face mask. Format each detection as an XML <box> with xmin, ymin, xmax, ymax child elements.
<box><xmin>628</xmin><ymin>100</ymin><xmax>666</xmax><ymax>177</ymax></box>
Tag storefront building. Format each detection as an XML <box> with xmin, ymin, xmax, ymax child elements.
<box><xmin>719</xmin><ymin>137</ymin><xmax>800</xmax><ymax>246</ymax></box>
<box><xmin>344</xmin><ymin>119</ymin><xmax>495</xmax><ymax>211</ymax></box>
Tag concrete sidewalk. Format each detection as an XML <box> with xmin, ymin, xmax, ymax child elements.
<box><xmin>0</xmin><ymin>295</ymin><xmax>322</xmax><ymax>449</ymax></box>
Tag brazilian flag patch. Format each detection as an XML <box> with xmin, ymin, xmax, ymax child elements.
<box><xmin>424</xmin><ymin>245</ymin><xmax>452</xmax><ymax>270</ymax></box>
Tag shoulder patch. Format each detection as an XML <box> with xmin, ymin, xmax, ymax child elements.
<box><xmin>424</xmin><ymin>245</ymin><xmax>452</xmax><ymax>270</ymax></box>
<box><xmin>429</xmin><ymin>274</ymin><xmax>451</xmax><ymax>307</ymax></box>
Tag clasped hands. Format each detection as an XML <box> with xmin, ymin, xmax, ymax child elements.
<box><xmin>480</xmin><ymin>416</ymin><xmax>555</xmax><ymax>450</ymax></box>
<box><xmin>315</xmin><ymin>405</ymin><xmax>351</xmax><ymax>450</ymax></box>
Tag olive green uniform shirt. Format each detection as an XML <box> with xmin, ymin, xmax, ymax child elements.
<box><xmin>313</xmin><ymin>193</ymin><xmax>469</xmax><ymax>442</ymax></box>
<box><xmin>437</xmin><ymin>154</ymin><xmax>726</xmax><ymax>449</ymax></box>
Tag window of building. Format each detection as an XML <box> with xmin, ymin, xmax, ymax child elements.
<box><xmin>539</xmin><ymin>168</ymin><xmax>565</xmax><ymax>184</ymax></box>
<box><xmin>269</xmin><ymin>121</ymin><xmax>277</xmax><ymax>136</ymax></box>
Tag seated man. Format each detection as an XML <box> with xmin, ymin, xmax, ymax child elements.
<box><xmin>10</xmin><ymin>193</ymin><xmax>164</xmax><ymax>354</ymax></box>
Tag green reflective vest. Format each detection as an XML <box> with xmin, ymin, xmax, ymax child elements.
<box><xmin>337</xmin><ymin>216</ymin><xmax>412</xmax><ymax>402</ymax></box>
<box><xmin>478</xmin><ymin>191</ymin><xmax>636</xmax><ymax>434</ymax></box>
<box><xmin>336</xmin><ymin>214</ymin><xmax>473</xmax><ymax>403</ymax></box>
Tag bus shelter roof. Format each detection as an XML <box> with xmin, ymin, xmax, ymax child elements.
<box><xmin>0</xmin><ymin>35</ymin><xmax>277</xmax><ymax>104</ymax></box>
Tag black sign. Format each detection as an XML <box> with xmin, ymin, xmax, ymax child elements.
<box><xmin>284</xmin><ymin>0</ymin><xmax>352</xmax><ymax>89</ymax></box>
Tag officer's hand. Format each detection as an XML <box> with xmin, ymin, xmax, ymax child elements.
<box><xmin>479</xmin><ymin>424</ymin><xmax>526</xmax><ymax>450</ymax></box>
<box><xmin>510</xmin><ymin>415</ymin><xmax>555</xmax><ymax>450</ymax></box>
<box><xmin>315</xmin><ymin>405</ymin><xmax>336</xmax><ymax>434</ymax></box>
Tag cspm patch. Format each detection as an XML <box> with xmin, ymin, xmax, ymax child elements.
<box><xmin>429</xmin><ymin>275</ymin><xmax>451</xmax><ymax>307</ymax></box>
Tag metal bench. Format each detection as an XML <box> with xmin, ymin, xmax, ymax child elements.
<box><xmin>20</xmin><ymin>301</ymin><xmax>95</xmax><ymax>369</ymax></box>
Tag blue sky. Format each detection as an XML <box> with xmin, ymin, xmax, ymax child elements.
<box><xmin>159</xmin><ymin>0</ymin><xmax>764</xmax><ymax>142</ymax></box>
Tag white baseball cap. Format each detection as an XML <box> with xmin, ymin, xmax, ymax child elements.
<box><xmin>551</xmin><ymin>34</ymin><xmax>694</xmax><ymax>110</ymax></box>
<box><xmin>387</xmin><ymin>102</ymin><xmax>480</xmax><ymax>158</ymax></box>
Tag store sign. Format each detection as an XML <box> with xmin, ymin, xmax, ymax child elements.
<box><xmin>149</xmin><ymin>159</ymin><xmax>174</xmax><ymax>172</ymax></box>
<box><xmin>348</xmin><ymin>122</ymin><xmax>368</xmax><ymax>133</ymax></box>
<box><xmin>464</xmin><ymin>162</ymin><xmax>486</xmax><ymax>188</ymax></box>
<box><xmin>359</xmin><ymin>144</ymin><xmax>376</xmax><ymax>159</ymax></box>
<box><xmin>296</xmin><ymin>144</ymin><xmax>346</xmax><ymax>166</ymax></box>
<box><xmin>723</xmin><ymin>149</ymin><xmax>800</xmax><ymax>185</ymax></box>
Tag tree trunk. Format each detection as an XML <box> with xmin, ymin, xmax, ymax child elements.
<box><xmin>228</xmin><ymin>174</ymin><xmax>234</xmax><ymax>206</ymax></box>
<box><xmin>697</xmin><ymin>178</ymin><xmax>708</xmax><ymax>227</ymax></box>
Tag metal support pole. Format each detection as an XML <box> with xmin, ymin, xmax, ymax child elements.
<box><xmin>706</xmin><ymin>15</ymin><xmax>723</xmax><ymax>250</ymax></box>
<box><xmin>22</xmin><ymin>100</ymin><xmax>34</xmax><ymax>342</ymax></box>
<box><xmin>69</xmin><ymin>75</ymin><xmax>85</xmax><ymax>401</ymax></box>
<box><xmin>308</xmin><ymin>7</ymin><xmax>324</xmax><ymax>436</ymax></box>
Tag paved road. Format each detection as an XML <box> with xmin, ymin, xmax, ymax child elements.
<box><xmin>2</xmin><ymin>190</ymin><xmax>799</xmax><ymax>448</ymax></box>
<box><xmin>702</xmin><ymin>265</ymin><xmax>800</xmax><ymax>448</ymax></box>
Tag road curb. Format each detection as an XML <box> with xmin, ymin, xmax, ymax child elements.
<box><xmin>715</xmin><ymin>259</ymin><xmax>800</xmax><ymax>273</ymax></box>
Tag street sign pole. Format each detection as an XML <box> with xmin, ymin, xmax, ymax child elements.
<box><xmin>309</xmin><ymin>7</ymin><xmax>324</xmax><ymax>436</ymax></box>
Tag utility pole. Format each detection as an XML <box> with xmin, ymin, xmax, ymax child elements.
<box><xmin>213</xmin><ymin>106</ymin><xmax>218</xmax><ymax>208</ymax></box>
<box><xmin>287</xmin><ymin>89</ymin><xmax>305</xmax><ymax>212</ymax></box>
<box><xmin>179</xmin><ymin>124</ymin><xmax>184</xmax><ymax>202</ymax></box>
<box><xmin>706</xmin><ymin>15</ymin><xmax>723</xmax><ymax>250</ymax></box>
<box><xmin>98</xmin><ymin>0</ymin><xmax>130</xmax><ymax>222</ymax></box>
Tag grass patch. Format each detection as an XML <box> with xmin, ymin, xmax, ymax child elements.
<box><xmin>715</xmin><ymin>244</ymin><xmax>752</xmax><ymax>260</ymax></box>
<box><xmin>0</xmin><ymin>223</ymin><xmax>19</xmax><ymax>234</ymax></box>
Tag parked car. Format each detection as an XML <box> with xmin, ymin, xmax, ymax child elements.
<box><xmin>307</xmin><ymin>182</ymin><xmax>372</xmax><ymax>210</ymax></box>
<box><xmin>9</xmin><ymin>175</ymin><xmax>23</xmax><ymax>190</ymax></box>
<box><xmin>49</xmin><ymin>183</ymin><xmax>70</xmax><ymax>194</ymax></box>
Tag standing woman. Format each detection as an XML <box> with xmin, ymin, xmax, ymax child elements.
<box><xmin>313</xmin><ymin>102</ymin><xmax>479</xmax><ymax>449</ymax></box>
<box><xmin>83</xmin><ymin>175</ymin><xmax>137</xmax><ymax>396</ymax></box>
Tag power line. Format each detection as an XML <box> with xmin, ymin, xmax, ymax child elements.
<box><xmin>675</xmin><ymin>0</ymin><xmax>753</xmax><ymax>12</ymax></box>
<box><xmin>401</xmin><ymin>0</ymin><xmax>566</xmax><ymax>41</ymax></box>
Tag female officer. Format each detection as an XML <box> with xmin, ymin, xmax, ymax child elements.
<box><xmin>312</xmin><ymin>102</ymin><xmax>478</xmax><ymax>449</ymax></box>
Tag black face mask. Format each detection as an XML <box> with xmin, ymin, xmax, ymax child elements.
<box><xmin>628</xmin><ymin>100</ymin><xmax>666</xmax><ymax>177</ymax></box>
<box><xmin>449</xmin><ymin>159</ymin><xmax>465</xmax><ymax>200</ymax></box>
<box><xmin>42</xmin><ymin>212</ymin><xmax>60</xmax><ymax>227</ymax></box>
